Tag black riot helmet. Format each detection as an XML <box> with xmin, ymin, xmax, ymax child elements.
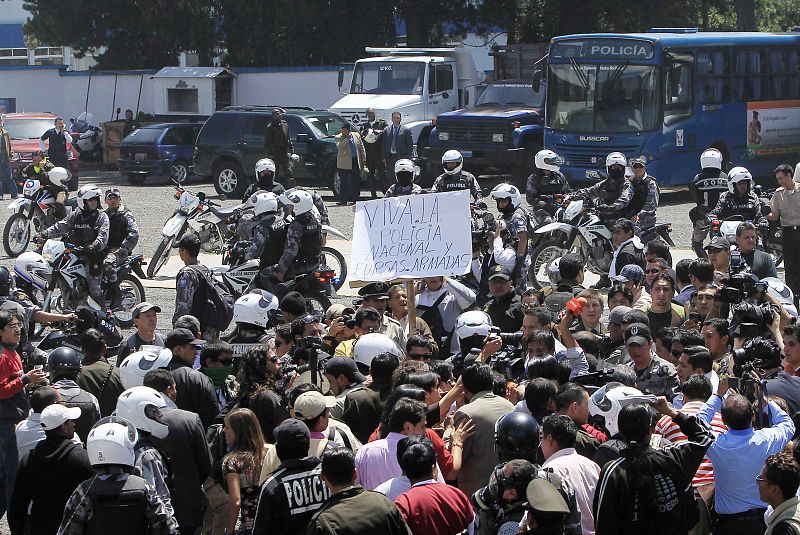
<box><xmin>495</xmin><ymin>411</ymin><xmax>540</xmax><ymax>463</ymax></box>
<box><xmin>0</xmin><ymin>267</ymin><xmax>10</xmax><ymax>296</ymax></box>
<box><xmin>48</xmin><ymin>347</ymin><xmax>82</xmax><ymax>381</ymax></box>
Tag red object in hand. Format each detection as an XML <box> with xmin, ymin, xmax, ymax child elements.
<box><xmin>566</xmin><ymin>297</ymin><xmax>587</xmax><ymax>316</ymax></box>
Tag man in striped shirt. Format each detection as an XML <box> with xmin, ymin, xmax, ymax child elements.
<box><xmin>655</xmin><ymin>375</ymin><xmax>727</xmax><ymax>503</ymax></box>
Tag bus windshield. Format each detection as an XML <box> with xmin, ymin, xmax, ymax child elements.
<box><xmin>547</xmin><ymin>63</ymin><xmax>659</xmax><ymax>133</ymax></box>
<box><xmin>350</xmin><ymin>62</ymin><xmax>425</xmax><ymax>96</ymax></box>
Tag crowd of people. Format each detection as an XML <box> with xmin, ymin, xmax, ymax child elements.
<box><xmin>3</xmin><ymin>104</ymin><xmax>800</xmax><ymax>535</ymax></box>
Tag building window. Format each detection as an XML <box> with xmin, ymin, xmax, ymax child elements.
<box><xmin>0</xmin><ymin>48</ymin><xmax>28</xmax><ymax>66</ymax></box>
<box><xmin>167</xmin><ymin>88</ymin><xmax>199</xmax><ymax>113</ymax></box>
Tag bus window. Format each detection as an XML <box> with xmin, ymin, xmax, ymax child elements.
<box><xmin>697</xmin><ymin>50</ymin><xmax>729</xmax><ymax>103</ymax></box>
<box><xmin>734</xmin><ymin>50</ymin><xmax>766</xmax><ymax>101</ymax></box>
<box><xmin>769</xmin><ymin>49</ymin><xmax>800</xmax><ymax>99</ymax></box>
<box><xmin>664</xmin><ymin>59</ymin><xmax>692</xmax><ymax>120</ymax></box>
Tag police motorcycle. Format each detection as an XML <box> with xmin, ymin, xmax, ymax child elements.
<box><xmin>3</xmin><ymin>167</ymin><xmax>77</xmax><ymax>257</ymax></box>
<box><xmin>527</xmin><ymin>194</ymin><xmax>673</xmax><ymax>289</ymax></box>
<box><xmin>15</xmin><ymin>238</ymin><xmax>146</xmax><ymax>328</ymax></box>
<box><xmin>37</xmin><ymin>304</ymin><xmax>123</xmax><ymax>356</ymax></box>
<box><xmin>147</xmin><ymin>180</ymin><xmax>243</xmax><ymax>279</ymax></box>
<box><xmin>69</xmin><ymin>113</ymin><xmax>103</xmax><ymax>162</ymax></box>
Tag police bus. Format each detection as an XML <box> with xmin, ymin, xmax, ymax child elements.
<box><xmin>542</xmin><ymin>28</ymin><xmax>800</xmax><ymax>186</ymax></box>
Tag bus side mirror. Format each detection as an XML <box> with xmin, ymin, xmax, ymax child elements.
<box><xmin>532</xmin><ymin>69</ymin><xmax>542</xmax><ymax>93</ymax></box>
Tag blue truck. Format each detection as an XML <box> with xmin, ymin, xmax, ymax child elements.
<box><xmin>422</xmin><ymin>43</ymin><xmax>548</xmax><ymax>185</ymax></box>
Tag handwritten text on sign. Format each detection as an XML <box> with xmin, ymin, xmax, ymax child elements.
<box><xmin>350</xmin><ymin>190</ymin><xmax>472</xmax><ymax>281</ymax></box>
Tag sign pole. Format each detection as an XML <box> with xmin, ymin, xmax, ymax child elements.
<box><xmin>405</xmin><ymin>280</ymin><xmax>417</xmax><ymax>336</ymax></box>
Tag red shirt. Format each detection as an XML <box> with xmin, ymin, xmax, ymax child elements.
<box><xmin>395</xmin><ymin>481</ymin><xmax>472</xmax><ymax>535</ymax></box>
<box><xmin>368</xmin><ymin>426</ymin><xmax>454</xmax><ymax>478</ymax></box>
<box><xmin>0</xmin><ymin>345</ymin><xmax>29</xmax><ymax>423</ymax></box>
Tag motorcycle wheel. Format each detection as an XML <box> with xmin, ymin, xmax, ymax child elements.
<box><xmin>305</xmin><ymin>294</ymin><xmax>332</xmax><ymax>317</ymax></box>
<box><xmin>320</xmin><ymin>246</ymin><xmax>347</xmax><ymax>291</ymax></box>
<box><xmin>3</xmin><ymin>212</ymin><xmax>33</xmax><ymax>257</ymax></box>
<box><xmin>111</xmin><ymin>275</ymin><xmax>146</xmax><ymax>328</ymax></box>
<box><xmin>147</xmin><ymin>235</ymin><xmax>176</xmax><ymax>279</ymax></box>
<box><xmin>528</xmin><ymin>239</ymin><xmax>568</xmax><ymax>290</ymax></box>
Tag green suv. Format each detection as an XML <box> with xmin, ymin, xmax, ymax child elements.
<box><xmin>193</xmin><ymin>105</ymin><xmax>348</xmax><ymax>198</ymax></box>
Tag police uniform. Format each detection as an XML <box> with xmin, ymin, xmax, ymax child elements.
<box><xmin>627</xmin><ymin>174</ymin><xmax>659</xmax><ymax>229</ymax></box>
<box><xmin>709</xmin><ymin>190</ymin><xmax>767</xmax><ymax>228</ymax></box>
<box><xmin>42</xmin><ymin>208</ymin><xmax>109</xmax><ymax>304</ymax></box>
<box><xmin>274</xmin><ymin>211</ymin><xmax>322</xmax><ymax>279</ymax></box>
<box><xmin>690</xmin><ymin>170</ymin><xmax>728</xmax><ymax>256</ymax></box>
<box><xmin>247</xmin><ymin>215</ymin><xmax>285</xmax><ymax>265</ymax></box>
<box><xmin>526</xmin><ymin>169</ymin><xmax>569</xmax><ymax>212</ymax></box>
<box><xmin>242</xmin><ymin>180</ymin><xmax>286</xmax><ymax>203</ymax></box>
<box><xmin>385</xmin><ymin>183</ymin><xmax>423</xmax><ymax>197</ymax></box>
<box><xmin>358</xmin><ymin>283</ymin><xmax>406</xmax><ymax>350</ymax></box>
<box><xmin>173</xmin><ymin>260</ymin><xmax>204</xmax><ymax>328</ymax></box>
<box><xmin>103</xmin><ymin>203</ymin><xmax>139</xmax><ymax>284</ymax></box>
<box><xmin>498</xmin><ymin>207</ymin><xmax>530</xmax><ymax>290</ymax></box>
<box><xmin>58</xmin><ymin>471</ymin><xmax>179</xmax><ymax>535</ymax></box>
<box><xmin>629</xmin><ymin>353</ymin><xmax>678</xmax><ymax>399</ymax></box>
<box><xmin>264</xmin><ymin>117</ymin><xmax>295</xmax><ymax>188</ymax></box>
<box><xmin>578</xmin><ymin>176</ymin><xmax>634</xmax><ymax>224</ymax></box>
<box><xmin>431</xmin><ymin>171</ymin><xmax>483</xmax><ymax>201</ymax></box>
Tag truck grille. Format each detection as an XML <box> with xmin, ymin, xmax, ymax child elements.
<box><xmin>551</xmin><ymin>141</ymin><xmax>641</xmax><ymax>167</ymax></box>
<box><xmin>437</xmin><ymin>122</ymin><xmax>512</xmax><ymax>145</ymax></box>
<box><xmin>338</xmin><ymin>110</ymin><xmax>368</xmax><ymax>127</ymax></box>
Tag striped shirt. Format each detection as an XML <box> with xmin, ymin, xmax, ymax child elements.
<box><xmin>655</xmin><ymin>401</ymin><xmax>727</xmax><ymax>487</ymax></box>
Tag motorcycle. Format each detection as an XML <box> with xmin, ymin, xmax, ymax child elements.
<box><xmin>3</xmin><ymin>177</ymin><xmax>78</xmax><ymax>257</ymax></box>
<box><xmin>69</xmin><ymin>113</ymin><xmax>103</xmax><ymax>162</ymax></box>
<box><xmin>38</xmin><ymin>305</ymin><xmax>124</xmax><ymax>358</ymax></box>
<box><xmin>16</xmin><ymin>239</ymin><xmax>147</xmax><ymax>329</ymax></box>
<box><xmin>147</xmin><ymin>182</ymin><xmax>241</xmax><ymax>279</ymax></box>
<box><xmin>527</xmin><ymin>197</ymin><xmax>673</xmax><ymax>289</ymax></box>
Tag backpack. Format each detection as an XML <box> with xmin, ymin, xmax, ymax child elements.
<box><xmin>187</xmin><ymin>265</ymin><xmax>234</xmax><ymax>332</ymax></box>
<box><xmin>417</xmin><ymin>292</ymin><xmax>451</xmax><ymax>353</ymax></box>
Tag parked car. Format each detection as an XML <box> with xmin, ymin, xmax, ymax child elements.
<box><xmin>5</xmin><ymin>112</ymin><xmax>78</xmax><ymax>181</ymax></box>
<box><xmin>192</xmin><ymin>105</ymin><xmax>346</xmax><ymax>198</ymax></box>
<box><xmin>118</xmin><ymin>123</ymin><xmax>204</xmax><ymax>185</ymax></box>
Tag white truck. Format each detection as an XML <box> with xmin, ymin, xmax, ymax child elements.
<box><xmin>329</xmin><ymin>47</ymin><xmax>482</xmax><ymax>159</ymax></box>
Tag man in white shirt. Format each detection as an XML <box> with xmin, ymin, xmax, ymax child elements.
<box><xmin>541</xmin><ymin>414</ymin><xmax>600</xmax><ymax>535</ymax></box>
<box><xmin>15</xmin><ymin>386</ymin><xmax>81</xmax><ymax>457</ymax></box>
<box><xmin>416</xmin><ymin>276</ymin><xmax>476</xmax><ymax>357</ymax></box>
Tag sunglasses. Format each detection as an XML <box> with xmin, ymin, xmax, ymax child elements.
<box><xmin>408</xmin><ymin>353</ymin><xmax>433</xmax><ymax>361</ymax></box>
<box><xmin>300</xmin><ymin>315</ymin><xmax>322</xmax><ymax>324</ymax></box>
<box><xmin>268</xmin><ymin>356</ymin><xmax>279</xmax><ymax>363</ymax></box>
<box><xmin>645</xmin><ymin>268</ymin><xmax>662</xmax><ymax>274</ymax></box>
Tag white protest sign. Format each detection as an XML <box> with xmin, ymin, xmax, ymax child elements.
<box><xmin>350</xmin><ymin>190</ymin><xmax>472</xmax><ymax>281</ymax></box>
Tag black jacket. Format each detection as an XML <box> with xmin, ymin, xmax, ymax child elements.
<box><xmin>149</xmin><ymin>407</ymin><xmax>212</xmax><ymax>528</ymax></box>
<box><xmin>238</xmin><ymin>388</ymin><xmax>289</xmax><ymax>443</ymax></box>
<box><xmin>8</xmin><ymin>435</ymin><xmax>95</xmax><ymax>535</ymax></box>
<box><xmin>484</xmin><ymin>291</ymin><xmax>524</xmax><ymax>333</ymax></box>
<box><xmin>308</xmin><ymin>486</ymin><xmax>412</xmax><ymax>535</ymax></box>
<box><xmin>168</xmin><ymin>358</ymin><xmax>219</xmax><ymax>429</ymax></box>
<box><xmin>342</xmin><ymin>382</ymin><xmax>390</xmax><ymax>444</ymax></box>
<box><xmin>77</xmin><ymin>355</ymin><xmax>125</xmax><ymax>417</ymax></box>
<box><xmin>593</xmin><ymin>413</ymin><xmax>713</xmax><ymax>535</ymax></box>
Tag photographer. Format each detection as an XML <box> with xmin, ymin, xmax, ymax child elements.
<box><xmin>333</xmin><ymin>307</ymin><xmax>382</xmax><ymax>357</ymax></box>
<box><xmin>745</xmin><ymin>328</ymin><xmax>800</xmax><ymax>415</ymax></box>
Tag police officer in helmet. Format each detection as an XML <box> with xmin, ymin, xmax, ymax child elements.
<box><xmin>489</xmin><ymin>184</ymin><xmax>529</xmax><ymax>291</ymax></box>
<box><xmin>689</xmin><ymin>148</ymin><xmax>729</xmax><ymax>258</ymax></box>
<box><xmin>243</xmin><ymin>158</ymin><xmax>286</xmax><ymax>201</ymax></box>
<box><xmin>103</xmin><ymin>188</ymin><xmax>139</xmax><ymax>309</ymax></box>
<box><xmin>526</xmin><ymin>149</ymin><xmax>570</xmax><ymax>216</ymax></box>
<box><xmin>432</xmin><ymin>150</ymin><xmax>483</xmax><ymax>201</ymax></box>
<box><xmin>626</xmin><ymin>156</ymin><xmax>659</xmax><ymax>230</ymax></box>
<box><xmin>39</xmin><ymin>183</ymin><xmax>109</xmax><ymax>306</ymax></box>
<box><xmin>48</xmin><ymin>347</ymin><xmax>101</xmax><ymax>442</ymax></box>
<box><xmin>577</xmin><ymin>152</ymin><xmax>634</xmax><ymax>225</ymax></box>
<box><xmin>385</xmin><ymin>158</ymin><xmax>423</xmax><ymax>197</ymax></box>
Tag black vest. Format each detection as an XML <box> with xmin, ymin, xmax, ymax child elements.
<box><xmin>627</xmin><ymin>177</ymin><xmax>650</xmax><ymax>217</ymax></box>
<box><xmin>86</xmin><ymin>475</ymin><xmax>149</xmax><ymax>535</ymax></box>
<box><xmin>259</xmin><ymin>218</ymin><xmax>286</xmax><ymax>268</ymax></box>
<box><xmin>296</xmin><ymin>213</ymin><xmax>321</xmax><ymax>265</ymax></box>
<box><xmin>58</xmin><ymin>386</ymin><xmax>99</xmax><ymax>442</ymax></box>
<box><xmin>73</xmin><ymin>210</ymin><xmax>100</xmax><ymax>247</ymax></box>
<box><xmin>45</xmin><ymin>129</ymin><xmax>68</xmax><ymax>160</ymax></box>
<box><xmin>439</xmin><ymin>173</ymin><xmax>471</xmax><ymax>191</ymax></box>
<box><xmin>599</xmin><ymin>177</ymin><xmax>628</xmax><ymax>205</ymax></box>
<box><xmin>107</xmin><ymin>208</ymin><xmax>129</xmax><ymax>249</ymax></box>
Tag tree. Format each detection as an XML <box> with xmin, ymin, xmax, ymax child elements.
<box><xmin>734</xmin><ymin>0</ymin><xmax>757</xmax><ymax>30</ymax></box>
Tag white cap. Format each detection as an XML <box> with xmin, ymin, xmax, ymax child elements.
<box><xmin>293</xmin><ymin>391</ymin><xmax>337</xmax><ymax>421</ymax></box>
<box><xmin>40</xmin><ymin>404</ymin><xmax>82</xmax><ymax>430</ymax></box>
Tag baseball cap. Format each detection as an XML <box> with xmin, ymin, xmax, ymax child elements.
<box><xmin>324</xmin><ymin>304</ymin><xmax>355</xmax><ymax>322</ymax></box>
<box><xmin>164</xmin><ymin>328</ymin><xmax>204</xmax><ymax>349</ymax></box>
<box><xmin>488</xmin><ymin>265</ymin><xmax>512</xmax><ymax>281</ymax></box>
<box><xmin>525</xmin><ymin>479</ymin><xmax>569</xmax><ymax>515</ymax></box>
<box><xmin>40</xmin><ymin>404</ymin><xmax>82</xmax><ymax>430</ymax></box>
<box><xmin>608</xmin><ymin>306</ymin><xmax>633</xmax><ymax>326</ymax></box>
<box><xmin>612</xmin><ymin>264</ymin><xmax>645</xmax><ymax>284</ymax></box>
<box><xmin>105</xmin><ymin>188</ymin><xmax>121</xmax><ymax>198</ymax></box>
<box><xmin>274</xmin><ymin>418</ymin><xmax>310</xmax><ymax>449</ymax></box>
<box><xmin>625</xmin><ymin>323</ymin><xmax>652</xmax><ymax>346</ymax></box>
<box><xmin>293</xmin><ymin>391</ymin><xmax>336</xmax><ymax>421</ymax></box>
<box><xmin>358</xmin><ymin>282</ymin><xmax>391</xmax><ymax>300</ymax></box>
<box><xmin>280</xmin><ymin>291</ymin><xmax>307</xmax><ymax>316</ymax></box>
<box><xmin>132</xmin><ymin>302</ymin><xmax>161</xmax><ymax>319</ymax></box>
<box><xmin>325</xmin><ymin>356</ymin><xmax>367</xmax><ymax>384</ymax></box>
<box><xmin>174</xmin><ymin>233</ymin><xmax>201</xmax><ymax>249</ymax></box>
<box><xmin>705</xmin><ymin>236</ymin><xmax>731</xmax><ymax>251</ymax></box>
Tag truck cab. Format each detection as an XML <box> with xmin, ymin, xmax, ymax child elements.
<box><xmin>329</xmin><ymin>47</ymin><xmax>481</xmax><ymax>158</ymax></box>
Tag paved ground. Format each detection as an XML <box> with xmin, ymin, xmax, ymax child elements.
<box><xmin>0</xmin><ymin>169</ymin><xmax>779</xmax><ymax>341</ymax></box>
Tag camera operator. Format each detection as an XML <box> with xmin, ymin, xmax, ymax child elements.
<box><xmin>735</xmin><ymin>222</ymin><xmax>778</xmax><ymax>280</ymax></box>
<box><xmin>333</xmin><ymin>307</ymin><xmax>382</xmax><ymax>357</ymax></box>
<box><xmin>290</xmin><ymin>314</ymin><xmax>328</xmax><ymax>365</ymax></box>
<box><xmin>748</xmin><ymin>326</ymin><xmax>800</xmax><ymax>415</ymax></box>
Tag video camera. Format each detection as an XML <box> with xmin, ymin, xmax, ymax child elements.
<box><xmin>731</xmin><ymin>336</ymin><xmax>781</xmax><ymax>402</ymax></box>
<box><xmin>720</xmin><ymin>251</ymin><xmax>766</xmax><ymax>305</ymax></box>
<box><xmin>487</xmin><ymin>328</ymin><xmax>524</xmax><ymax>381</ymax></box>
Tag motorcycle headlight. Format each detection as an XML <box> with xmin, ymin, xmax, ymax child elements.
<box><xmin>179</xmin><ymin>205</ymin><xmax>192</xmax><ymax>215</ymax></box>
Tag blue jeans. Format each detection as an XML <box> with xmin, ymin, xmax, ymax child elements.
<box><xmin>0</xmin><ymin>160</ymin><xmax>16</xmax><ymax>199</ymax></box>
<box><xmin>0</xmin><ymin>422</ymin><xmax>19</xmax><ymax>517</ymax></box>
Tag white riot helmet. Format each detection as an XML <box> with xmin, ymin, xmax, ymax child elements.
<box><xmin>77</xmin><ymin>183</ymin><xmax>102</xmax><ymax>212</ymax></box>
<box><xmin>606</xmin><ymin>152</ymin><xmax>627</xmax><ymax>179</ymax></box>
<box><xmin>280</xmin><ymin>189</ymin><xmax>314</xmax><ymax>216</ymax></box>
<box><xmin>727</xmin><ymin>166</ymin><xmax>753</xmax><ymax>194</ymax></box>
<box><xmin>115</xmin><ymin>386</ymin><xmax>169</xmax><ymax>439</ymax></box>
<box><xmin>14</xmin><ymin>252</ymin><xmax>50</xmax><ymax>291</ymax></box>
<box><xmin>490</xmin><ymin>183</ymin><xmax>522</xmax><ymax>209</ymax></box>
<box><xmin>250</xmin><ymin>192</ymin><xmax>279</xmax><ymax>216</ymax></box>
<box><xmin>762</xmin><ymin>277</ymin><xmax>798</xmax><ymax>317</ymax></box>
<box><xmin>535</xmin><ymin>149</ymin><xmax>563</xmax><ymax>173</ymax></box>
<box><xmin>394</xmin><ymin>158</ymin><xmax>417</xmax><ymax>186</ymax></box>
<box><xmin>47</xmin><ymin>167</ymin><xmax>70</xmax><ymax>187</ymax></box>
<box><xmin>455</xmin><ymin>310</ymin><xmax>492</xmax><ymax>340</ymax></box>
<box><xmin>588</xmin><ymin>383</ymin><xmax>648</xmax><ymax>437</ymax></box>
<box><xmin>700</xmin><ymin>148</ymin><xmax>723</xmax><ymax>171</ymax></box>
<box><xmin>442</xmin><ymin>150</ymin><xmax>464</xmax><ymax>175</ymax></box>
<box><xmin>87</xmin><ymin>417</ymin><xmax>139</xmax><ymax>467</ymax></box>
<box><xmin>233</xmin><ymin>289</ymin><xmax>279</xmax><ymax>328</ymax></box>
<box><xmin>363</xmin><ymin>129</ymin><xmax>379</xmax><ymax>144</ymax></box>
<box><xmin>119</xmin><ymin>348</ymin><xmax>173</xmax><ymax>390</ymax></box>
<box><xmin>353</xmin><ymin>333</ymin><xmax>402</xmax><ymax>369</ymax></box>
<box><xmin>255</xmin><ymin>158</ymin><xmax>276</xmax><ymax>176</ymax></box>
<box><xmin>547</xmin><ymin>258</ymin><xmax>562</xmax><ymax>286</ymax></box>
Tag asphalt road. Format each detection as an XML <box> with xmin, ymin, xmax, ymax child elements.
<box><xmin>0</xmin><ymin>169</ymin><xmax>722</xmax><ymax>340</ymax></box>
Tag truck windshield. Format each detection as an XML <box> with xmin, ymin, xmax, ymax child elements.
<box><xmin>476</xmin><ymin>82</ymin><xmax>544</xmax><ymax>107</ymax></box>
<box><xmin>350</xmin><ymin>62</ymin><xmax>425</xmax><ymax>95</ymax></box>
<box><xmin>547</xmin><ymin>63</ymin><xmax>659</xmax><ymax>133</ymax></box>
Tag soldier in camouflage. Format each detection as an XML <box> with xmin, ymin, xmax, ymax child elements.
<box><xmin>243</xmin><ymin>192</ymin><xmax>285</xmax><ymax>265</ymax></box>
<box><xmin>626</xmin><ymin>156</ymin><xmax>660</xmax><ymax>230</ymax></box>
<box><xmin>39</xmin><ymin>184</ymin><xmax>108</xmax><ymax>305</ymax></box>
<box><xmin>385</xmin><ymin>158</ymin><xmax>423</xmax><ymax>197</ymax></box>
<box><xmin>490</xmin><ymin>183</ymin><xmax>529</xmax><ymax>292</ymax></box>
<box><xmin>102</xmin><ymin>189</ymin><xmax>139</xmax><ymax>306</ymax></box>
<box><xmin>624</xmin><ymin>322</ymin><xmax>678</xmax><ymax>399</ymax></box>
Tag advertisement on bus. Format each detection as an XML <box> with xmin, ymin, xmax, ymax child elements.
<box><xmin>746</xmin><ymin>100</ymin><xmax>800</xmax><ymax>157</ymax></box>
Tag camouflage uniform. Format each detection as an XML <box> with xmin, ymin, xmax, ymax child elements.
<box><xmin>431</xmin><ymin>171</ymin><xmax>483</xmax><ymax>201</ymax></box>
<box><xmin>578</xmin><ymin>177</ymin><xmax>634</xmax><ymax>225</ymax></box>
<box><xmin>384</xmin><ymin>183</ymin><xmax>423</xmax><ymax>197</ymax></box>
<box><xmin>58</xmin><ymin>471</ymin><xmax>178</xmax><ymax>535</ymax></box>
<box><xmin>498</xmin><ymin>206</ymin><xmax>530</xmax><ymax>290</ymax></box>
<box><xmin>135</xmin><ymin>444</ymin><xmax>174</xmax><ymax>520</ymax></box>
<box><xmin>103</xmin><ymin>205</ymin><xmax>139</xmax><ymax>283</ymax></box>
<box><xmin>630</xmin><ymin>176</ymin><xmax>660</xmax><ymax>229</ymax></box>
<box><xmin>247</xmin><ymin>216</ymin><xmax>283</xmax><ymax>261</ymax></box>
<box><xmin>629</xmin><ymin>353</ymin><xmax>679</xmax><ymax>399</ymax></box>
<box><xmin>42</xmin><ymin>209</ymin><xmax>109</xmax><ymax>305</ymax></box>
